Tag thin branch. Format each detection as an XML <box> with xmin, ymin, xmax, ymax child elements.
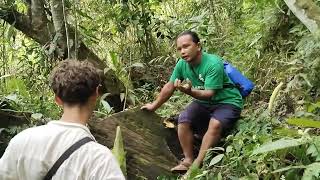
<box><xmin>74</xmin><ymin>0</ymin><xmax>78</xmax><ymax>59</ymax></box>
<box><xmin>61</xmin><ymin>0</ymin><xmax>70</xmax><ymax>58</ymax></box>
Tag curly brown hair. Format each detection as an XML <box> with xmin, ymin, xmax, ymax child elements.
<box><xmin>50</xmin><ymin>60</ymin><xmax>101</xmax><ymax>105</ymax></box>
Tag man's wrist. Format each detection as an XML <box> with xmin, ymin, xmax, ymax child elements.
<box><xmin>185</xmin><ymin>88</ymin><xmax>193</xmax><ymax>96</ymax></box>
<box><xmin>151</xmin><ymin>102</ymin><xmax>159</xmax><ymax>110</ymax></box>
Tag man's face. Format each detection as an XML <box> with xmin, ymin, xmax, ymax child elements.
<box><xmin>176</xmin><ymin>34</ymin><xmax>201</xmax><ymax>63</ymax></box>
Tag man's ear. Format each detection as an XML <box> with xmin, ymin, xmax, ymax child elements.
<box><xmin>95</xmin><ymin>86</ymin><xmax>100</xmax><ymax>98</ymax></box>
<box><xmin>55</xmin><ymin>95</ymin><xmax>63</xmax><ymax>106</ymax></box>
<box><xmin>88</xmin><ymin>86</ymin><xmax>100</xmax><ymax>103</ymax></box>
<box><xmin>197</xmin><ymin>42</ymin><xmax>201</xmax><ymax>51</ymax></box>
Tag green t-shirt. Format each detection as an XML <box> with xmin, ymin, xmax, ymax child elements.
<box><xmin>169</xmin><ymin>52</ymin><xmax>243</xmax><ymax>109</ymax></box>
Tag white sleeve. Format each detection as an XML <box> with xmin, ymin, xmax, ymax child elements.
<box><xmin>89</xmin><ymin>150</ymin><xmax>125</xmax><ymax>180</ymax></box>
<box><xmin>0</xmin><ymin>136</ymin><xmax>20</xmax><ymax>180</ymax></box>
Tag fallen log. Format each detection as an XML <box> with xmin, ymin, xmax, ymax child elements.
<box><xmin>0</xmin><ymin>109</ymin><xmax>30</xmax><ymax>128</ymax></box>
<box><xmin>89</xmin><ymin>107</ymin><xmax>181</xmax><ymax>179</ymax></box>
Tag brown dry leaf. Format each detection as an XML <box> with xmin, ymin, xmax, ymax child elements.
<box><xmin>163</xmin><ymin>119</ymin><xmax>175</xmax><ymax>128</ymax></box>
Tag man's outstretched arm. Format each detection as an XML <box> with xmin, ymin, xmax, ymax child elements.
<box><xmin>141</xmin><ymin>82</ymin><xmax>175</xmax><ymax>111</ymax></box>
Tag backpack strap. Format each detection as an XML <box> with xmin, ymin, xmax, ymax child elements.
<box><xmin>223</xmin><ymin>83</ymin><xmax>241</xmax><ymax>89</ymax></box>
<box><xmin>43</xmin><ymin>137</ymin><xmax>93</xmax><ymax>180</ymax></box>
<box><xmin>223</xmin><ymin>83</ymin><xmax>235</xmax><ymax>89</ymax></box>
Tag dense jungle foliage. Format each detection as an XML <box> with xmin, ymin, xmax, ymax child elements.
<box><xmin>1</xmin><ymin>0</ymin><xmax>320</xmax><ymax>179</ymax></box>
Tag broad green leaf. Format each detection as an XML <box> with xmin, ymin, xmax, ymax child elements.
<box><xmin>109</xmin><ymin>52</ymin><xmax>118</xmax><ymax>65</ymax></box>
<box><xmin>31</xmin><ymin>113</ymin><xmax>43</xmax><ymax>120</ymax></box>
<box><xmin>268</xmin><ymin>82</ymin><xmax>283</xmax><ymax>113</ymax></box>
<box><xmin>208</xmin><ymin>147</ymin><xmax>224</xmax><ymax>151</ymax></box>
<box><xmin>6</xmin><ymin>78</ymin><xmax>28</xmax><ymax>98</ymax></box>
<box><xmin>217</xmin><ymin>172</ymin><xmax>223</xmax><ymax>180</ymax></box>
<box><xmin>185</xmin><ymin>163</ymin><xmax>202</xmax><ymax>179</ymax></box>
<box><xmin>287</xmin><ymin>117</ymin><xmax>320</xmax><ymax>128</ymax></box>
<box><xmin>252</xmin><ymin>138</ymin><xmax>308</xmax><ymax>155</ymax></box>
<box><xmin>306</xmin><ymin>144</ymin><xmax>318</xmax><ymax>156</ymax></box>
<box><xmin>101</xmin><ymin>100</ymin><xmax>112</xmax><ymax>113</ymax></box>
<box><xmin>194</xmin><ymin>170</ymin><xmax>209</xmax><ymax>179</ymax></box>
<box><xmin>100</xmin><ymin>93</ymin><xmax>111</xmax><ymax>100</ymax></box>
<box><xmin>5</xmin><ymin>94</ymin><xmax>18</xmax><ymax>103</ymax></box>
<box><xmin>120</xmin><ymin>93</ymin><xmax>125</xmax><ymax>102</ymax></box>
<box><xmin>307</xmin><ymin>137</ymin><xmax>320</xmax><ymax>161</ymax></box>
<box><xmin>128</xmin><ymin>62</ymin><xmax>144</xmax><ymax>68</ymax></box>
<box><xmin>274</xmin><ymin>127</ymin><xmax>300</xmax><ymax>137</ymax></box>
<box><xmin>307</xmin><ymin>101</ymin><xmax>320</xmax><ymax>113</ymax></box>
<box><xmin>209</xmin><ymin>154</ymin><xmax>224</xmax><ymax>167</ymax></box>
<box><xmin>272</xmin><ymin>165</ymin><xmax>306</xmax><ymax>173</ymax></box>
<box><xmin>128</xmin><ymin>94</ymin><xmax>135</xmax><ymax>106</ymax></box>
<box><xmin>226</xmin><ymin>146</ymin><xmax>233</xmax><ymax>154</ymax></box>
<box><xmin>0</xmin><ymin>128</ymin><xmax>4</xmax><ymax>135</ymax></box>
<box><xmin>302</xmin><ymin>162</ymin><xmax>320</xmax><ymax>180</ymax></box>
<box><xmin>112</xmin><ymin>126</ymin><xmax>126</xmax><ymax>176</ymax></box>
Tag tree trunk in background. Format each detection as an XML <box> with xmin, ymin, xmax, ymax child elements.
<box><xmin>0</xmin><ymin>1</ymin><xmax>124</xmax><ymax>110</ymax></box>
<box><xmin>0</xmin><ymin>110</ymin><xmax>30</xmax><ymax>128</ymax></box>
<box><xmin>284</xmin><ymin>0</ymin><xmax>320</xmax><ymax>33</ymax></box>
<box><xmin>89</xmin><ymin>108</ymin><xmax>181</xmax><ymax>179</ymax></box>
<box><xmin>49</xmin><ymin>0</ymin><xmax>68</xmax><ymax>56</ymax></box>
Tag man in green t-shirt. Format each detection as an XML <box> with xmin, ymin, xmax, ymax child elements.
<box><xmin>142</xmin><ymin>31</ymin><xmax>243</xmax><ymax>172</ymax></box>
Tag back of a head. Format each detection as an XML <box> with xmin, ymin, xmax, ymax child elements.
<box><xmin>50</xmin><ymin>60</ymin><xmax>101</xmax><ymax>106</ymax></box>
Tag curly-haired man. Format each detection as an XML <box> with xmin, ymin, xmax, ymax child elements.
<box><xmin>0</xmin><ymin>60</ymin><xmax>125</xmax><ymax>180</ymax></box>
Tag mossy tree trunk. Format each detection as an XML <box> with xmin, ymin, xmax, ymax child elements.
<box><xmin>89</xmin><ymin>108</ymin><xmax>180</xmax><ymax>180</ymax></box>
<box><xmin>0</xmin><ymin>1</ymin><xmax>124</xmax><ymax>110</ymax></box>
<box><xmin>284</xmin><ymin>0</ymin><xmax>320</xmax><ymax>33</ymax></box>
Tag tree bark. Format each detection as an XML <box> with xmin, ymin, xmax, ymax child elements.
<box><xmin>49</xmin><ymin>0</ymin><xmax>69</xmax><ymax>58</ymax></box>
<box><xmin>284</xmin><ymin>0</ymin><xmax>320</xmax><ymax>33</ymax></box>
<box><xmin>0</xmin><ymin>110</ymin><xmax>30</xmax><ymax>128</ymax></box>
<box><xmin>89</xmin><ymin>108</ymin><xmax>181</xmax><ymax>179</ymax></box>
<box><xmin>0</xmin><ymin>3</ymin><xmax>124</xmax><ymax>109</ymax></box>
<box><xmin>30</xmin><ymin>0</ymin><xmax>47</xmax><ymax>31</ymax></box>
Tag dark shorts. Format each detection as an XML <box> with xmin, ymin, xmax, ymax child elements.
<box><xmin>178</xmin><ymin>101</ymin><xmax>241</xmax><ymax>135</ymax></box>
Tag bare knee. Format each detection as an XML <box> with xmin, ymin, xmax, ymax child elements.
<box><xmin>206</xmin><ymin>119</ymin><xmax>222</xmax><ymax>136</ymax></box>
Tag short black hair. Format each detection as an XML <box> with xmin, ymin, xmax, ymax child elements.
<box><xmin>177</xmin><ymin>30</ymin><xmax>200</xmax><ymax>43</ymax></box>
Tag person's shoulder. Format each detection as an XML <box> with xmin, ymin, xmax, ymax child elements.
<box><xmin>202</xmin><ymin>52</ymin><xmax>223</xmax><ymax>68</ymax></box>
<box><xmin>14</xmin><ymin>124</ymin><xmax>48</xmax><ymax>139</ymax></box>
<box><xmin>176</xmin><ymin>58</ymin><xmax>186</xmax><ymax>66</ymax></box>
<box><xmin>80</xmin><ymin>142</ymin><xmax>115</xmax><ymax>167</ymax></box>
<box><xmin>6</xmin><ymin>124</ymin><xmax>48</xmax><ymax>149</ymax></box>
<box><xmin>203</xmin><ymin>52</ymin><xmax>223</xmax><ymax>62</ymax></box>
<box><xmin>86</xmin><ymin>142</ymin><xmax>114</xmax><ymax>157</ymax></box>
<box><xmin>85</xmin><ymin>142</ymin><xmax>125</xmax><ymax>179</ymax></box>
<box><xmin>173</xmin><ymin>58</ymin><xmax>187</xmax><ymax>71</ymax></box>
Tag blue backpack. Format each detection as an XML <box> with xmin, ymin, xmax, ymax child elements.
<box><xmin>223</xmin><ymin>61</ymin><xmax>255</xmax><ymax>97</ymax></box>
